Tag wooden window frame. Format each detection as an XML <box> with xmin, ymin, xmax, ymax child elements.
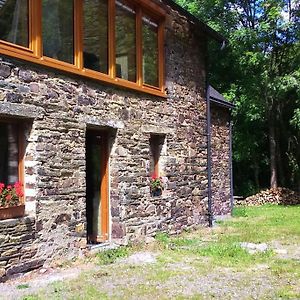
<box><xmin>0</xmin><ymin>0</ymin><xmax>166</xmax><ymax>98</ymax></box>
<box><xmin>0</xmin><ymin>120</ymin><xmax>25</xmax><ymax>204</ymax></box>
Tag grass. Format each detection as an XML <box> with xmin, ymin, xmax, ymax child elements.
<box><xmin>96</xmin><ymin>246</ymin><xmax>129</xmax><ymax>265</ymax></box>
<box><xmin>8</xmin><ymin>205</ymin><xmax>299</xmax><ymax>300</ymax></box>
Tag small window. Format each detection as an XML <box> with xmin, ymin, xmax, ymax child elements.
<box><xmin>83</xmin><ymin>0</ymin><xmax>109</xmax><ymax>74</ymax></box>
<box><xmin>0</xmin><ymin>0</ymin><xmax>29</xmax><ymax>47</ymax></box>
<box><xmin>115</xmin><ymin>0</ymin><xmax>136</xmax><ymax>82</ymax></box>
<box><xmin>42</xmin><ymin>0</ymin><xmax>74</xmax><ymax>64</ymax></box>
<box><xmin>0</xmin><ymin>123</ymin><xmax>20</xmax><ymax>185</ymax></box>
<box><xmin>150</xmin><ymin>134</ymin><xmax>164</xmax><ymax>176</ymax></box>
<box><xmin>142</xmin><ymin>16</ymin><xmax>159</xmax><ymax>87</ymax></box>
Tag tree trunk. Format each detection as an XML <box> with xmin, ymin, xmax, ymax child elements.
<box><xmin>253</xmin><ymin>159</ymin><xmax>260</xmax><ymax>190</ymax></box>
<box><xmin>269</xmin><ymin>118</ymin><xmax>278</xmax><ymax>188</ymax></box>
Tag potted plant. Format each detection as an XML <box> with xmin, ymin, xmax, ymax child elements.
<box><xmin>0</xmin><ymin>181</ymin><xmax>25</xmax><ymax>220</ymax></box>
<box><xmin>150</xmin><ymin>173</ymin><xmax>166</xmax><ymax>197</ymax></box>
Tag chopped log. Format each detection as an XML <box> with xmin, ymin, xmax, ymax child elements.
<box><xmin>235</xmin><ymin>188</ymin><xmax>300</xmax><ymax>206</ymax></box>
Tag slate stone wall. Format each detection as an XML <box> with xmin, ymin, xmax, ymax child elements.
<box><xmin>0</xmin><ymin>217</ymin><xmax>43</xmax><ymax>281</ymax></box>
<box><xmin>210</xmin><ymin>105</ymin><xmax>232</xmax><ymax>216</ymax></box>
<box><xmin>0</xmin><ymin>5</ymin><xmax>217</xmax><ymax>278</ymax></box>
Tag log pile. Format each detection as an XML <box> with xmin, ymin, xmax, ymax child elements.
<box><xmin>235</xmin><ymin>188</ymin><xmax>300</xmax><ymax>206</ymax></box>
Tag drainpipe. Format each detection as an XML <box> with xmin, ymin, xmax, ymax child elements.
<box><xmin>206</xmin><ymin>85</ymin><xmax>213</xmax><ymax>227</ymax></box>
<box><xmin>229</xmin><ymin>119</ymin><xmax>234</xmax><ymax>213</ymax></box>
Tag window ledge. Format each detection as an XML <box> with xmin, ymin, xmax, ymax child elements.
<box><xmin>0</xmin><ymin>102</ymin><xmax>45</xmax><ymax>119</ymax></box>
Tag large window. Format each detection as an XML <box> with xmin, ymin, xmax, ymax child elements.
<box><xmin>115</xmin><ymin>0</ymin><xmax>136</xmax><ymax>82</ymax></box>
<box><xmin>83</xmin><ymin>0</ymin><xmax>109</xmax><ymax>74</ymax></box>
<box><xmin>42</xmin><ymin>0</ymin><xmax>74</xmax><ymax>64</ymax></box>
<box><xmin>143</xmin><ymin>16</ymin><xmax>159</xmax><ymax>87</ymax></box>
<box><xmin>0</xmin><ymin>0</ymin><xmax>165</xmax><ymax>97</ymax></box>
<box><xmin>0</xmin><ymin>0</ymin><xmax>29</xmax><ymax>47</ymax></box>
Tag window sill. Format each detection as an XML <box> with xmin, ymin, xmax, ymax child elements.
<box><xmin>0</xmin><ymin>205</ymin><xmax>25</xmax><ymax>221</ymax></box>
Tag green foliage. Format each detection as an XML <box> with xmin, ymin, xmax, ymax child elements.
<box><xmin>176</xmin><ymin>0</ymin><xmax>300</xmax><ymax>195</ymax></box>
<box><xmin>96</xmin><ymin>246</ymin><xmax>129</xmax><ymax>265</ymax></box>
<box><xmin>17</xmin><ymin>284</ymin><xmax>30</xmax><ymax>290</ymax></box>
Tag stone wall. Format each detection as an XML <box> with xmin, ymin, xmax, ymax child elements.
<box><xmin>0</xmin><ymin>4</ymin><xmax>212</xmax><ymax>278</ymax></box>
<box><xmin>210</xmin><ymin>104</ymin><xmax>232</xmax><ymax>216</ymax></box>
<box><xmin>0</xmin><ymin>217</ymin><xmax>42</xmax><ymax>281</ymax></box>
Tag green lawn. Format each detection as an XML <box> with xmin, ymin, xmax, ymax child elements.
<box><xmin>3</xmin><ymin>205</ymin><xmax>300</xmax><ymax>300</ymax></box>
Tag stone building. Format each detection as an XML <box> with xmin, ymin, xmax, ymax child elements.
<box><xmin>0</xmin><ymin>0</ymin><xmax>233</xmax><ymax>279</ymax></box>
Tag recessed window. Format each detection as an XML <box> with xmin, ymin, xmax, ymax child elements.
<box><xmin>83</xmin><ymin>0</ymin><xmax>109</xmax><ymax>74</ymax></box>
<box><xmin>0</xmin><ymin>0</ymin><xmax>29</xmax><ymax>47</ymax></box>
<box><xmin>116</xmin><ymin>0</ymin><xmax>136</xmax><ymax>82</ymax></box>
<box><xmin>0</xmin><ymin>123</ymin><xmax>21</xmax><ymax>185</ymax></box>
<box><xmin>143</xmin><ymin>16</ymin><xmax>159</xmax><ymax>87</ymax></box>
<box><xmin>42</xmin><ymin>0</ymin><xmax>74</xmax><ymax>64</ymax></box>
<box><xmin>150</xmin><ymin>134</ymin><xmax>164</xmax><ymax>176</ymax></box>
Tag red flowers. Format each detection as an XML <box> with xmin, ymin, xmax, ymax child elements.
<box><xmin>151</xmin><ymin>173</ymin><xmax>158</xmax><ymax>180</ymax></box>
<box><xmin>0</xmin><ymin>182</ymin><xmax>24</xmax><ymax>208</ymax></box>
<box><xmin>150</xmin><ymin>173</ymin><xmax>166</xmax><ymax>195</ymax></box>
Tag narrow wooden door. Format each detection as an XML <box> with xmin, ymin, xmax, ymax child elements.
<box><xmin>86</xmin><ymin>130</ymin><xmax>109</xmax><ymax>243</ymax></box>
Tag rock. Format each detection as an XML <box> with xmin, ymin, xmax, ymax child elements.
<box><xmin>0</xmin><ymin>268</ymin><xmax>6</xmax><ymax>278</ymax></box>
<box><xmin>240</xmin><ymin>242</ymin><xmax>268</xmax><ymax>253</ymax></box>
<box><xmin>125</xmin><ymin>252</ymin><xmax>156</xmax><ymax>264</ymax></box>
<box><xmin>145</xmin><ymin>236</ymin><xmax>155</xmax><ymax>244</ymax></box>
<box><xmin>0</xmin><ymin>64</ymin><xmax>11</xmax><ymax>78</ymax></box>
<box><xmin>274</xmin><ymin>249</ymin><xmax>288</xmax><ymax>255</ymax></box>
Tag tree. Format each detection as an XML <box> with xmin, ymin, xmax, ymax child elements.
<box><xmin>176</xmin><ymin>0</ymin><xmax>300</xmax><ymax>194</ymax></box>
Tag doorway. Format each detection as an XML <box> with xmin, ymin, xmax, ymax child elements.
<box><xmin>86</xmin><ymin>130</ymin><xmax>109</xmax><ymax>244</ymax></box>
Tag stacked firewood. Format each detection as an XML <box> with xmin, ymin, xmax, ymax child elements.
<box><xmin>235</xmin><ymin>188</ymin><xmax>300</xmax><ymax>206</ymax></box>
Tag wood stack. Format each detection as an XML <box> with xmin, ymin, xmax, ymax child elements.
<box><xmin>236</xmin><ymin>188</ymin><xmax>300</xmax><ymax>206</ymax></box>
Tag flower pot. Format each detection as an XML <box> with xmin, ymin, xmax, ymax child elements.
<box><xmin>0</xmin><ymin>205</ymin><xmax>25</xmax><ymax>220</ymax></box>
<box><xmin>151</xmin><ymin>188</ymin><xmax>162</xmax><ymax>197</ymax></box>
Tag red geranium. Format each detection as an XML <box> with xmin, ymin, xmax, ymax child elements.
<box><xmin>0</xmin><ymin>182</ymin><xmax>24</xmax><ymax>208</ymax></box>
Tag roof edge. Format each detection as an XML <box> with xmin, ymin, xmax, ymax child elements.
<box><xmin>161</xmin><ymin>0</ymin><xmax>227</xmax><ymax>43</ymax></box>
<box><xmin>208</xmin><ymin>85</ymin><xmax>235</xmax><ymax>109</ymax></box>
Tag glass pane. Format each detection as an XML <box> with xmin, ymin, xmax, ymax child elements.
<box><xmin>0</xmin><ymin>124</ymin><xmax>19</xmax><ymax>185</ymax></box>
<box><xmin>86</xmin><ymin>133</ymin><xmax>105</xmax><ymax>243</ymax></box>
<box><xmin>143</xmin><ymin>16</ymin><xmax>159</xmax><ymax>87</ymax></box>
<box><xmin>42</xmin><ymin>0</ymin><xmax>74</xmax><ymax>64</ymax></box>
<box><xmin>116</xmin><ymin>0</ymin><xmax>136</xmax><ymax>82</ymax></box>
<box><xmin>83</xmin><ymin>0</ymin><xmax>108</xmax><ymax>74</ymax></box>
<box><xmin>0</xmin><ymin>0</ymin><xmax>29</xmax><ymax>47</ymax></box>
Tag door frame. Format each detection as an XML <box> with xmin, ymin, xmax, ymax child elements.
<box><xmin>86</xmin><ymin>129</ymin><xmax>110</xmax><ymax>243</ymax></box>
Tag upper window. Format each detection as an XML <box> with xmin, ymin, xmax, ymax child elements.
<box><xmin>0</xmin><ymin>0</ymin><xmax>165</xmax><ymax>97</ymax></box>
<box><xmin>143</xmin><ymin>16</ymin><xmax>159</xmax><ymax>87</ymax></box>
<box><xmin>116</xmin><ymin>0</ymin><xmax>136</xmax><ymax>82</ymax></box>
<box><xmin>42</xmin><ymin>0</ymin><xmax>74</xmax><ymax>64</ymax></box>
<box><xmin>83</xmin><ymin>0</ymin><xmax>109</xmax><ymax>74</ymax></box>
<box><xmin>0</xmin><ymin>0</ymin><xmax>29</xmax><ymax>48</ymax></box>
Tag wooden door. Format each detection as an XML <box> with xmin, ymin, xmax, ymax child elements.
<box><xmin>86</xmin><ymin>130</ymin><xmax>109</xmax><ymax>243</ymax></box>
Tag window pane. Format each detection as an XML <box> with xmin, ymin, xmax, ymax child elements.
<box><xmin>0</xmin><ymin>0</ymin><xmax>29</xmax><ymax>47</ymax></box>
<box><xmin>42</xmin><ymin>0</ymin><xmax>74</xmax><ymax>64</ymax></box>
<box><xmin>83</xmin><ymin>0</ymin><xmax>108</xmax><ymax>74</ymax></box>
<box><xmin>0</xmin><ymin>124</ymin><xmax>19</xmax><ymax>185</ymax></box>
<box><xmin>143</xmin><ymin>16</ymin><xmax>159</xmax><ymax>87</ymax></box>
<box><xmin>116</xmin><ymin>0</ymin><xmax>136</xmax><ymax>82</ymax></box>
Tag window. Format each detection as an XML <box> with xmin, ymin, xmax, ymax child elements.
<box><xmin>150</xmin><ymin>134</ymin><xmax>164</xmax><ymax>176</ymax></box>
<box><xmin>83</xmin><ymin>0</ymin><xmax>109</xmax><ymax>73</ymax></box>
<box><xmin>0</xmin><ymin>0</ymin><xmax>29</xmax><ymax>48</ymax></box>
<box><xmin>116</xmin><ymin>0</ymin><xmax>136</xmax><ymax>82</ymax></box>
<box><xmin>143</xmin><ymin>16</ymin><xmax>158</xmax><ymax>87</ymax></box>
<box><xmin>0</xmin><ymin>0</ymin><xmax>166</xmax><ymax>97</ymax></box>
<box><xmin>0</xmin><ymin>122</ymin><xmax>24</xmax><ymax>188</ymax></box>
<box><xmin>42</xmin><ymin>0</ymin><xmax>74</xmax><ymax>64</ymax></box>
